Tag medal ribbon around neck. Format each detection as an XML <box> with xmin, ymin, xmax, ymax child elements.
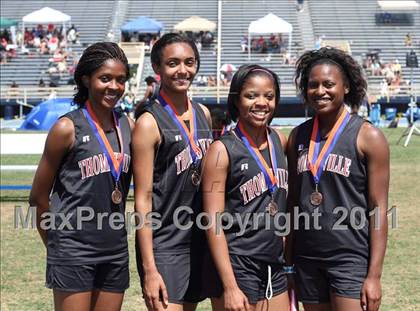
<box><xmin>235</xmin><ymin>122</ymin><xmax>278</xmax><ymax>194</ymax></box>
<box><xmin>158</xmin><ymin>90</ymin><xmax>201</xmax><ymax>165</ymax></box>
<box><xmin>82</xmin><ymin>101</ymin><xmax>124</xmax><ymax>182</ymax></box>
<box><xmin>308</xmin><ymin>108</ymin><xmax>350</xmax><ymax>184</ymax></box>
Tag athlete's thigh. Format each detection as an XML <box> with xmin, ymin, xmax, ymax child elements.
<box><xmin>210</xmin><ymin>297</ymin><xmax>224</xmax><ymax>311</ymax></box>
<box><xmin>330</xmin><ymin>293</ymin><xmax>362</xmax><ymax>311</ymax></box>
<box><xmin>302</xmin><ymin>303</ymin><xmax>332</xmax><ymax>311</ymax></box>
<box><xmin>91</xmin><ymin>290</ymin><xmax>124</xmax><ymax>311</ymax></box>
<box><xmin>183</xmin><ymin>302</ymin><xmax>198</xmax><ymax>311</ymax></box>
<box><xmin>256</xmin><ymin>290</ymin><xmax>288</xmax><ymax>311</ymax></box>
<box><xmin>210</xmin><ymin>296</ymin><xmax>257</xmax><ymax>311</ymax></box>
<box><xmin>53</xmin><ymin>290</ymin><xmax>92</xmax><ymax>311</ymax></box>
<box><xmin>147</xmin><ymin>302</ymin><xmax>184</xmax><ymax>311</ymax></box>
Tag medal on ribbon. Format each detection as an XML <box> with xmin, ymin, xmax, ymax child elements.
<box><xmin>82</xmin><ymin>101</ymin><xmax>124</xmax><ymax>204</ymax></box>
<box><xmin>235</xmin><ymin>122</ymin><xmax>279</xmax><ymax>216</ymax></box>
<box><xmin>158</xmin><ymin>90</ymin><xmax>202</xmax><ymax>186</ymax></box>
<box><xmin>308</xmin><ymin>108</ymin><xmax>350</xmax><ymax>206</ymax></box>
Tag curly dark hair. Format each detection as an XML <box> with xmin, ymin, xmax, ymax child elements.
<box><xmin>227</xmin><ymin>64</ymin><xmax>280</xmax><ymax>123</ymax></box>
<box><xmin>294</xmin><ymin>47</ymin><xmax>367</xmax><ymax>109</ymax></box>
<box><xmin>73</xmin><ymin>42</ymin><xmax>129</xmax><ymax>106</ymax></box>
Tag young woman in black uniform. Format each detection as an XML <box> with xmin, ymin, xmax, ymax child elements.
<box><xmin>202</xmin><ymin>64</ymin><xmax>289</xmax><ymax>311</ymax></box>
<box><xmin>132</xmin><ymin>33</ymin><xmax>213</xmax><ymax>311</ymax></box>
<box><xmin>30</xmin><ymin>42</ymin><xmax>133</xmax><ymax>310</ymax></box>
<box><xmin>287</xmin><ymin>47</ymin><xmax>389</xmax><ymax>311</ymax></box>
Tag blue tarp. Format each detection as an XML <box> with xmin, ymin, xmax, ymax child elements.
<box><xmin>20</xmin><ymin>98</ymin><xmax>76</xmax><ymax>131</ymax></box>
<box><xmin>121</xmin><ymin>16</ymin><xmax>163</xmax><ymax>33</ymax></box>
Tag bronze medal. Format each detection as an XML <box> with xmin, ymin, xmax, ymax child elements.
<box><xmin>191</xmin><ymin>170</ymin><xmax>201</xmax><ymax>186</ymax></box>
<box><xmin>310</xmin><ymin>191</ymin><xmax>323</xmax><ymax>206</ymax></box>
<box><xmin>267</xmin><ymin>200</ymin><xmax>278</xmax><ymax>216</ymax></box>
<box><xmin>111</xmin><ymin>187</ymin><xmax>122</xmax><ymax>204</ymax></box>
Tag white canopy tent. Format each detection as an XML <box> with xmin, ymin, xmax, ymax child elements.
<box><xmin>377</xmin><ymin>1</ymin><xmax>419</xmax><ymax>10</ymax></box>
<box><xmin>21</xmin><ymin>7</ymin><xmax>71</xmax><ymax>49</ymax></box>
<box><xmin>248</xmin><ymin>13</ymin><xmax>293</xmax><ymax>59</ymax></box>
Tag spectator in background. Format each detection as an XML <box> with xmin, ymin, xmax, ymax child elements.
<box><xmin>38</xmin><ymin>78</ymin><xmax>46</xmax><ymax>87</ymax></box>
<box><xmin>16</xmin><ymin>30</ymin><xmax>23</xmax><ymax>47</ymax></box>
<box><xmin>405</xmin><ymin>33</ymin><xmax>412</xmax><ymax>47</ymax></box>
<box><xmin>210</xmin><ymin>108</ymin><xmax>228</xmax><ymax>139</ymax></box>
<box><xmin>48</xmin><ymin>65</ymin><xmax>60</xmax><ymax>87</ymax></box>
<box><xmin>202</xmin><ymin>31</ymin><xmax>214</xmax><ymax>46</ymax></box>
<box><xmin>0</xmin><ymin>48</ymin><xmax>7</xmax><ymax>64</ymax></box>
<box><xmin>0</xmin><ymin>37</ymin><xmax>7</xmax><ymax>49</ymax></box>
<box><xmin>380</xmin><ymin>78</ymin><xmax>390</xmax><ymax>102</ymax></box>
<box><xmin>24</xmin><ymin>28</ymin><xmax>34</xmax><ymax>47</ymax></box>
<box><xmin>47</xmin><ymin>23</ymin><xmax>54</xmax><ymax>34</ymax></box>
<box><xmin>296</xmin><ymin>0</ymin><xmax>304</xmax><ymax>12</ymax></box>
<box><xmin>240</xmin><ymin>35</ymin><xmax>248</xmax><ymax>52</ymax></box>
<box><xmin>391</xmin><ymin>59</ymin><xmax>401</xmax><ymax>75</ymax></box>
<box><xmin>121</xmin><ymin>92</ymin><xmax>135</xmax><ymax>118</ymax></box>
<box><xmin>196</xmin><ymin>74</ymin><xmax>208</xmax><ymax>86</ymax></box>
<box><xmin>67</xmin><ymin>24</ymin><xmax>79</xmax><ymax>44</ymax></box>
<box><xmin>39</xmin><ymin>38</ymin><xmax>49</xmax><ymax>54</ymax></box>
<box><xmin>257</xmin><ymin>35</ymin><xmax>265</xmax><ymax>52</ymax></box>
<box><xmin>136</xmin><ymin>76</ymin><xmax>159</xmax><ymax>107</ymax></box>
<box><xmin>150</xmin><ymin>35</ymin><xmax>158</xmax><ymax>50</ymax></box>
<box><xmin>207</xmin><ymin>75</ymin><xmax>216</xmax><ymax>86</ymax></box>
<box><xmin>48</xmin><ymin>35</ymin><xmax>59</xmax><ymax>52</ymax></box>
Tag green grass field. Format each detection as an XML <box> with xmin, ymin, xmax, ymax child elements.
<box><xmin>1</xmin><ymin>128</ymin><xmax>419</xmax><ymax>310</ymax></box>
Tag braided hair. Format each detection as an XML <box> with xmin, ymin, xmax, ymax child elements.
<box><xmin>73</xmin><ymin>42</ymin><xmax>129</xmax><ymax>106</ymax></box>
<box><xmin>295</xmin><ymin>47</ymin><xmax>367</xmax><ymax>109</ymax></box>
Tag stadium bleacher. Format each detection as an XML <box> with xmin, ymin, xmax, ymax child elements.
<box><xmin>1</xmin><ymin>0</ymin><xmax>420</xmax><ymax>116</ymax></box>
<box><xmin>0</xmin><ymin>0</ymin><xmax>115</xmax><ymax>86</ymax></box>
<box><xmin>308</xmin><ymin>0</ymin><xmax>420</xmax><ymax>87</ymax></box>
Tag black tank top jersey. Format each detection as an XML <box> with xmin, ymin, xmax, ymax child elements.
<box><xmin>293</xmin><ymin>114</ymin><xmax>369</xmax><ymax>266</ymax></box>
<box><xmin>139</xmin><ymin>99</ymin><xmax>213</xmax><ymax>254</ymax></box>
<box><xmin>218</xmin><ymin>128</ymin><xmax>288</xmax><ymax>264</ymax></box>
<box><xmin>47</xmin><ymin>108</ymin><xmax>132</xmax><ymax>265</ymax></box>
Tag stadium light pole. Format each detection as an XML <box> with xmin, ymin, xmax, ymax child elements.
<box><xmin>216</xmin><ymin>0</ymin><xmax>222</xmax><ymax>104</ymax></box>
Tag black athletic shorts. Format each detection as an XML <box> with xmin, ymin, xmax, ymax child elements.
<box><xmin>295</xmin><ymin>259</ymin><xmax>368</xmax><ymax>303</ymax></box>
<box><xmin>46</xmin><ymin>257</ymin><xmax>129</xmax><ymax>293</ymax></box>
<box><xmin>136</xmin><ymin>249</ymin><xmax>217</xmax><ymax>304</ymax></box>
<box><xmin>229</xmin><ymin>255</ymin><xmax>287</xmax><ymax>305</ymax></box>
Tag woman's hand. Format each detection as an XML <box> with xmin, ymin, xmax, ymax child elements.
<box><xmin>143</xmin><ymin>269</ymin><xmax>168</xmax><ymax>310</ymax></box>
<box><xmin>223</xmin><ymin>286</ymin><xmax>250</xmax><ymax>311</ymax></box>
<box><xmin>361</xmin><ymin>276</ymin><xmax>381</xmax><ymax>311</ymax></box>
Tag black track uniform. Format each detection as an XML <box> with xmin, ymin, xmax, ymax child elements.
<box><xmin>293</xmin><ymin>114</ymin><xmax>369</xmax><ymax>303</ymax></box>
<box><xmin>46</xmin><ymin>109</ymin><xmax>132</xmax><ymax>292</ymax></box>
<box><xmin>135</xmin><ymin>100</ymin><xmax>213</xmax><ymax>303</ymax></box>
<box><xmin>215</xmin><ymin>128</ymin><xmax>288</xmax><ymax>304</ymax></box>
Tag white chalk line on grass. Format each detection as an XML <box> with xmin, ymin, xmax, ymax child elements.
<box><xmin>1</xmin><ymin>165</ymin><xmax>38</xmax><ymax>171</ymax></box>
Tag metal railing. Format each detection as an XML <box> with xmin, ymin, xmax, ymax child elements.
<box><xmin>1</xmin><ymin>83</ymin><xmax>419</xmax><ymax>105</ymax></box>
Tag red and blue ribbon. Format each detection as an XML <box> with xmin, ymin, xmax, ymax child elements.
<box><xmin>235</xmin><ymin>122</ymin><xmax>278</xmax><ymax>194</ymax></box>
<box><xmin>158</xmin><ymin>90</ymin><xmax>201</xmax><ymax>165</ymax></box>
<box><xmin>82</xmin><ymin>101</ymin><xmax>124</xmax><ymax>182</ymax></box>
<box><xmin>308</xmin><ymin>108</ymin><xmax>350</xmax><ymax>184</ymax></box>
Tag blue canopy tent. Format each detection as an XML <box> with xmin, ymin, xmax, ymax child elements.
<box><xmin>121</xmin><ymin>16</ymin><xmax>163</xmax><ymax>34</ymax></box>
<box><xmin>20</xmin><ymin>98</ymin><xmax>76</xmax><ymax>131</ymax></box>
